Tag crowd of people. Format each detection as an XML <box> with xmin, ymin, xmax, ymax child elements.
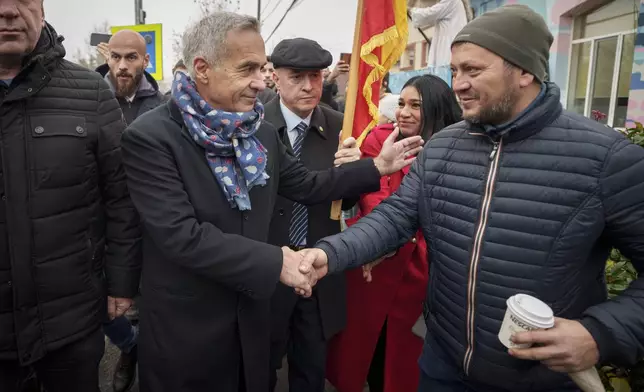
<box><xmin>0</xmin><ymin>0</ymin><xmax>643</xmax><ymax>392</ymax></box>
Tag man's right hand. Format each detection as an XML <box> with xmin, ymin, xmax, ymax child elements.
<box><xmin>297</xmin><ymin>248</ymin><xmax>329</xmax><ymax>286</ymax></box>
<box><xmin>280</xmin><ymin>247</ymin><xmax>319</xmax><ymax>297</ymax></box>
<box><xmin>373</xmin><ymin>127</ymin><xmax>424</xmax><ymax>175</ymax></box>
<box><xmin>107</xmin><ymin>296</ymin><xmax>133</xmax><ymax>320</ymax></box>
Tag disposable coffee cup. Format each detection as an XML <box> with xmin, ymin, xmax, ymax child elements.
<box><xmin>498</xmin><ymin>294</ymin><xmax>605</xmax><ymax>392</ymax></box>
<box><xmin>498</xmin><ymin>293</ymin><xmax>554</xmax><ymax>349</ymax></box>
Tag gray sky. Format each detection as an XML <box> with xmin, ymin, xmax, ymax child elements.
<box><xmin>45</xmin><ymin>0</ymin><xmax>357</xmax><ymax>83</ymax></box>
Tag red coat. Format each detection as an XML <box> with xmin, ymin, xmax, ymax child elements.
<box><xmin>326</xmin><ymin>124</ymin><xmax>429</xmax><ymax>392</ymax></box>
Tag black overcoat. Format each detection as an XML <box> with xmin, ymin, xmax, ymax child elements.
<box><xmin>120</xmin><ymin>100</ymin><xmax>380</xmax><ymax>392</ymax></box>
<box><xmin>264</xmin><ymin>99</ymin><xmax>353</xmax><ymax>341</ymax></box>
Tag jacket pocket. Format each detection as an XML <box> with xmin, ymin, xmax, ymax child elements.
<box><xmin>30</xmin><ymin>115</ymin><xmax>88</xmax><ymax>139</ymax></box>
<box><xmin>29</xmin><ymin>115</ymin><xmax>93</xmax><ymax>187</ymax></box>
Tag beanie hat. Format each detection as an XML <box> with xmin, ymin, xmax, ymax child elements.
<box><xmin>378</xmin><ymin>94</ymin><xmax>399</xmax><ymax>122</ymax></box>
<box><xmin>451</xmin><ymin>4</ymin><xmax>553</xmax><ymax>82</ymax></box>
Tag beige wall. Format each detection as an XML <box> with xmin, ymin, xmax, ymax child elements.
<box><xmin>390</xmin><ymin>26</ymin><xmax>434</xmax><ymax>72</ymax></box>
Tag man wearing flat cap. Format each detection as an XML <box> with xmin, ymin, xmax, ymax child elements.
<box><xmin>264</xmin><ymin>37</ymin><xmax>356</xmax><ymax>392</ymax></box>
<box><xmin>297</xmin><ymin>4</ymin><xmax>644</xmax><ymax>391</ymax></box>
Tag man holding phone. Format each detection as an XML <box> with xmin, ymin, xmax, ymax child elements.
<box><xmin>322</xmin><ymin>56</ymin><xmax>350</xmax><ymax>112</ymax></box>
<box><xmin>95</xmin><ymin>30</ymin><xmax>166</xmax><ymax>126</ymax></box>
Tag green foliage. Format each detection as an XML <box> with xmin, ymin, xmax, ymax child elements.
<box><xmin>606</xmin><ymin>249</ymin><xmax>639</xmax><ymax>298</ymax></box>
<box><xmin>626</xmin><ymin>121</ymin><xmax>644</xmax><ymax>147</ymax></box>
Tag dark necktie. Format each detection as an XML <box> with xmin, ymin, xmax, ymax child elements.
<box><xmin>288</xmin><ymin>122</ymin><xmax>309</xmax><ymax>246</ymax></box>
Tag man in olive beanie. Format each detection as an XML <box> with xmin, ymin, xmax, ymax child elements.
<box><xmin>452</xmin><ymin>4</ymin><xmax>553</xmax><ymax>82</ymax></box>
<box><xmin>298</xmin><ymin>3</ymin><xmax>644</xmax><ymax>392</ymax></box>
<box><xmin>449</xmin><ymin>4</ymin><xmax>554</xmax><ymax>126</ymax></box>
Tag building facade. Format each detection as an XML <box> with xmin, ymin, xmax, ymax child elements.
<box><xmin>389</xmin><ymin>0</ymin><xmax>644</xmax><ymax>128</ymax></box>
<box><xmin>388</xmin><ymin>13</ymin><xmax>453</xmax><ymax>92</ymax></box>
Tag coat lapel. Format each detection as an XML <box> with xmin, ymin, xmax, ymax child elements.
<box><xmin>308</xmin><ymin>106</ymin><xmax>328</xmax><ymax>141</ymax></box>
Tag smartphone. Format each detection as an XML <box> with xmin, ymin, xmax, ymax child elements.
<box><xmin>340</xmin><ymin>52</ymin><xmax>352</xmax><ymax>65</ymax></box>
<box><xmin>90</xmin><ymin>33</ymin><xmax>112</xmax><ymax>47</ymax></box>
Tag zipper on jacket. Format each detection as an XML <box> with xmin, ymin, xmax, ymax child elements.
<box><xmin>463</xmin><ymin>138</ymin><xmax>503</xmax><ymax>375</ymax></box>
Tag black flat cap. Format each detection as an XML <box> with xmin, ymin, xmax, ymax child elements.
<box><xmin>271</xmin><ymin>38</ymin><xmax>333</xmax><ymax>70</ymax></box>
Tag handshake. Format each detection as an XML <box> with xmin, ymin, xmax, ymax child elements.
<box><xmin>279</xmin><ymin>247</ymin><xmax>330</xmax><ymax>297</ymax></box>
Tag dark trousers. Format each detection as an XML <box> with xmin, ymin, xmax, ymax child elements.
<box><xmin>239</xmin><ymin>354</ymin><xmax>246</xmax><ymax>392</ymax></box>
<box><xmin>418</xmin><ymin>369</ymin><xmax>470</xmax><ymax>392</ymax></box>
<box><xmin>367</xmin><ymin>320</ymin><xmax>387</xmax><ymax>392</ymax></box>
<box><xmin>417</xmin><ymin>369</ymin><xmax>582</xmax><ymax>392</ymax></box>
<box><xmin>0</xmin><ymin>328</ymin><xmax>104</xmax><ymax>392</ymax></box>
<box><xmin>269</xmin><ymin>290</ymin><xmax>327</xmax><ymax>392</ymax></box>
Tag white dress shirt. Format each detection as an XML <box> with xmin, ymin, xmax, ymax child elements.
<box><xmin>279</xmin><ymin>100</ymin><xmax>312</xmax><ymax>148</ymax></box>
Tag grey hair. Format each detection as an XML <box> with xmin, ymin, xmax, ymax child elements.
<box><xmin>182</xmin><ymin>11</ymin><xmax>260</xmax><ymax>78</ymax></box>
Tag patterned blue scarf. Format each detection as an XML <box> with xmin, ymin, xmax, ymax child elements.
<box><xmin>172</xmin><ymin>71</ymin><xmax>269</xmax><ymax>211</ymax></box>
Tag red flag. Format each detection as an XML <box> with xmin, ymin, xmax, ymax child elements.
<box><xmin>344</xmin><ymin>0</ymin><xmax>409</xmax><ymax>146</ymax></box>
<box><xmin>330</xmin><ymin>0</ymin><xmax>408</xmax><ymax>219</ymax></box>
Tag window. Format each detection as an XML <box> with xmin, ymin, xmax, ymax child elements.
<box><xmin>421</xmin><ymin>41</ymin><xmax>431</xmax><ymax>68</ymax></box>
<box><xmin>401</xmin><ymin>44</ymin><xmax>416</xmax><ymax>70</ymax></box>
<box><xmin>566</xmin><ymin>0</ymin><xmax>638</xmax><ymax>127</ymax></box>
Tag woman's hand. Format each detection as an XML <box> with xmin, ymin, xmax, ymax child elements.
<box><xmin>362</xmin><ymin>251</ymin><xmax>396</xmax><ymax>282</ymax></box>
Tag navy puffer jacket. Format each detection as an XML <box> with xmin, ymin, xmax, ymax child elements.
<box><xmin>317</xmin><ymin>83</ymin><xmax>644</xmax><ymax>391</ymax></box>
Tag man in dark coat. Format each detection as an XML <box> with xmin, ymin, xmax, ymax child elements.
<box><xmin>258</xmin><ymin>56</ymin><xmax>278</xmax><ymax>105</ymax></box>
<box><xmin>120</xmin><ymin>11</ymin><xmax>422</xmax><ymax>392</ymax></box>
<box><xmin>301</xmin><ymin>5</ymin><xmax>644</xmax><ymax>392</ymax></box>
<box><xmin>0</xmin><ymin>2</ymin><xmax>141</xmax><ymax>391</ymax></box>
<box><xmin>96</xmin><ymin>30</ymin><xmax>167</xmax><ymax>126</ymax></box>
<box><xmin>321</xmin><ymin>60</ymin><xmax>349</xmax><ymax>112</ymax></box>
<box><xmin>97</xmin><ymin>29</ymin><xmax>167</xmax><ymax>392</ymax></box>
<box><xmin>263</xmin><ymin>38</ymin><xmax>354</xmax><ymax>392</ymax></box>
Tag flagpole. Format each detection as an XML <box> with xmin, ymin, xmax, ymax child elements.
<box><xmin>330</xmin><ymin>0</ymin><xmax>364</xmax><ymax>221</ymax></box>
<box><xmin>407</xmin><ymin>10</ymin><xmax>431</xmax><ymax>46</ymax></box>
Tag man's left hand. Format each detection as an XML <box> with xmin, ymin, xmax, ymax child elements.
<box><xmin>373</xmin><ymin>127</ymin><xmax>424</xmax><ymax>175</ymax></box>
<box><xmin>509</xmin><ymin>318</ymin><xmax>600</xmax><ymax>373</ymax></box>
<box><xmin>107</xmin><ymin>296</ymin><xmax>133</xmax><ymax>320</ymax></box>
<box><xmin>334</xmin><ymin>136</ymin><xmax>360</xmax><ymax>166</ymax></box>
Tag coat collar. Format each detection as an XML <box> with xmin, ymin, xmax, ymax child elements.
<box><xmin>468</xmin><ymin>82</ymin><xmax>562</xmax><ymax>144</ymax></box>
<box><xmin>168</xmin><ymin>99</ymin><xmax>206</xmax><ymax>147</ymax></box>
<box><xmin>168</xmin><ymin>99</ymin><xmax>184</xmax><ymax>126</ymax></box>
<box><xmin>3</xmin><ymin>22</ymin><xmax>63</xmax><ymax>103</ymax></box>
<box><xmin>263</xmin><ymin>98</ymin><xmax>328</xmax><ymax>140</ymax></box>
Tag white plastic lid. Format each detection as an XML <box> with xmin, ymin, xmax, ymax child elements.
<box><xmin>506</xmin><ymin>294</ymin><xmax>555</xmax><ymax>329</ymax></box>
